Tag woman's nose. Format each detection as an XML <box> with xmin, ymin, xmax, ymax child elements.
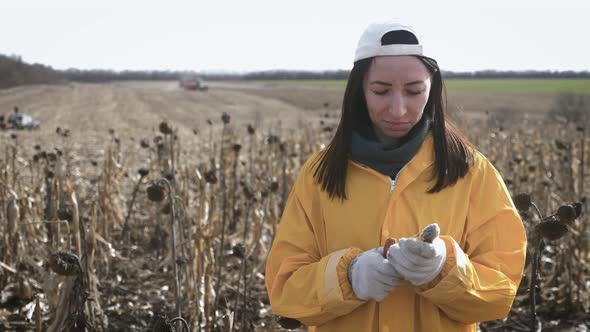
<box><xmin>387</xmin><ymin>94</ymin><xmax>406</xmax><ymax>117</ymax></box>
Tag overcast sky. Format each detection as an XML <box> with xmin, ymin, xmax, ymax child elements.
<box><xmin>1</xmin><ymin>0</ymin><xmax>588</xmax><ymax>72</ymax></box>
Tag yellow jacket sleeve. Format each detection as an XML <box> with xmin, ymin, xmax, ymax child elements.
<box><xmin>417</xmin><ymin>155</ymin><xmax>527</xmax><ymax>324</ymax></box>
<box><xmin>265</xmin><ymin>164</ymin><xmax>366</xmax><ymax>326</ymax></box>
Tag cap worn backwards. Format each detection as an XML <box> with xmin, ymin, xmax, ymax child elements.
<box><xmin>354</xmin><ymin>21</ymin><xmax>425</xmax><ymax>62</ymax></box>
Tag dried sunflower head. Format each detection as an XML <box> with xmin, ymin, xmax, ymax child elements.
<box><xmin>536</xmin><ymin>216</ymin><xmax>568</xmax><ymax>241</ymax></box>
<box><xmin>221</xmin><ymin>112</ymin><xmax>231</xmax><ymax>124</ymax></box>
<box><xmin>204</xmin><ymin>170</ymin><xmax>218</xmax><ymax>184</ymax></box>
<box><xmin>147</xmin><ymin>183</ymin><xmax>166</xmax><ymax>202</ymax></box>
<box><xmin>138</xmin><ymin>168</ymin><xmax>150</xmax><ymax>177</ymax></box>
<box><xmin>557</xmin><ymin>204</ymin><xmax>577</xmax><ymax>224</ymax></box>
<box><xmin>48</xmin><ymin>251</ymin><xmax>82</xmax><ymax>276</ymax></box>
<box><xmin>247</xmin><ymin>124</ymin><xmax>255</xmax><ymax>135</ymax></box>
<box><xmin>513</xmin><ymin>193</ymin><xmax>532</xmax><ymax>212</ymax></box>
<box><xmin>232</xmin><ymin>244</ymin><xmax>246</xmax><ymax>259</ymax></box>
<box><xmin>159</xmin><ymin>121</ymin><xmax>172</xmax><ymax>135</ymax></box>
<box><xmin>278</xmin><ymin>317</ymin><xmax>302</xmax><ymax>330</ymax></box>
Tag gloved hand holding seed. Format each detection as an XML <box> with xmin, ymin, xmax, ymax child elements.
<box><xmin>348</xmin><ymin>247</ymin><xmax>404</xmax><ymax>302</ymax></box>
<box><xmin>386</xmin><ymin>223</ymin><xmax>447</xmax><ymax>285</ymax></box>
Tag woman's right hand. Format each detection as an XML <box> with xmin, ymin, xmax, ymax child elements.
<box><xmin>348</xmin><ymin>248</ymin><xmax>404</xmax><ymax>302</ymax></box>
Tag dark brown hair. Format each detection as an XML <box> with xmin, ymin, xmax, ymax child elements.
<box><xmin>313</xmin><ymin>56</ymin><xmax>474</xmax><ymax>200</ymax></box>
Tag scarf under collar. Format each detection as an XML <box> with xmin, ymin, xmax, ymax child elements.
<box><xmin>349</xmin><ymin>116</ymin><xmax>431</xmax><ymax>179</ymax></box>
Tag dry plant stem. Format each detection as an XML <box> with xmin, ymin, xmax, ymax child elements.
<box><xmin>238</xmin><ymin>255</ymin><xmax>250</xmax><ymax>332</ymax></box>
<box><xmin>11</xmin><ymin>139</ymin><xmax>17</xmax><ymax>187</ymax></box>
<box><xmin>229</xmin><ymin>148</ymin><xmax>239</xmax><ymax>231</ymax></box>
<box><xmin>530</xmin><ymin>238</ymin><xmax>544</xmax><ymax>332</ymax></box>
<box><xmin>530</xmin><ymin>202</ymin><xmax>544</xmax><ymax>223</ymax></box>
<box><xmin>242</xmin><ymin>132</ymin><xmax>255</xmax><ymax>244</ymax></box>
<box><xmin>44</xmin><ymin>174</ymin><xmax>56</xmax><ymax>248</ymax></box>
<box><xmin>46</xmin><ymin>276</ymin><xmax>77</xmax><ymax>332</ymax></box>
<box><xmin>170</xmin><ymin>317</ymin><xmax>190</xmax><ymax>332</ymax></box>
<box><xmin>529</xmin><ymin>201</ymin><xmax>545</xmax><ymax>332</ymax></box>
<box><xmin>0</xmin><ymin>261</ymin><xmax>17</xmax><ymax>273</ymax></box>
<box><xmin>7</xmin><ymin>191</ymin><xmax>18</xmax><ymax>264</ymax></box>
<box><xmin>77</xmin><ymin>201</ymin><xmax>95</xmax><ymax>330</ymax></box>
<box><xmin>242</xmin><ymin>198</ymin><xmax>252</xmax><ymax>244</ymax></box>
<box><xmin>280</xmin><ymin>144</ymin><xmax>288</xmax><ymax>214</ymax></box>
<box><xmin>579</xmin><ymin>127</ymin><xmax>586</xmax><ymax>197</ymax></box>
<box><xmin>214</xmin><ymin>122</ymin><xmax>229</xmax><ymax>324</ymax></box>
<box><xmin>122</xmin><ymin>174</ymin><xmax>145</xmax><ymax>241</ymax></box>
<box><xmin>568</xmin><ymin>148</ymin><xmax>576</xmax><ymax>199</ymax></box>
<box><xmin>231</xmin><ymin>254</ymin><xmax>246</xmax><ymax>332</ymax></box>
<box><xmin>69</xmin><ymin>187</ymin><xmax>82</xmax><ymax>258</ymax></box>
<box><xmin>170</xmin><ymin>131</ymin><xmax>176</xmax><ymax>186</ymax></box>
<box><xmin>204</xmin><ymin>251</ymin><xmax>213</xmax><ymax>332</ymax></box>
<box><xmin>19</xmin><ymin>220</ymin><xmax>71</xmax><ymax>250</ymax></box>
<box><xmin>159</xmin><ymin>178</ymin><xmax>183</xmax><ymax>327</ymax></box>
<box><xmin>35</xmin><ymin>295</ymin><xmax>41</xmax><ymax>332</ymax></box>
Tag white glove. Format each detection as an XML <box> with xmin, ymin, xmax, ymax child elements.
<box><xmin>387</xmin><ymin>236</ymin><xmax>447</xmax><ymax>286</ymax></box>
<box><xmin>348</xmin><ymin>248</ymin><xmax>404</xmax><ymax>302</ymax></box>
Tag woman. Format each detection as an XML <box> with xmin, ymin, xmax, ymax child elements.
<box><xmin>265</xmin><ymin>21</ymin><xmax>527</xmax><ymax>332</ymax></box>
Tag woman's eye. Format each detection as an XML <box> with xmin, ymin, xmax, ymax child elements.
<box><xmin>372</xmin><ymin>90</ymin><xmax>388</xmax><ymax>96</ymax></box>
<box><xmin>407</xmin><ymin>90</ymin><xmax>424</xmax><ymax>95</ymax></box>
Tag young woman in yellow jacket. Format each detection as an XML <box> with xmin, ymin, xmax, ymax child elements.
<box><xmin>265</xmin><ymin>21</ymin><xmax>527</xmax><ymax>332</ymax></box>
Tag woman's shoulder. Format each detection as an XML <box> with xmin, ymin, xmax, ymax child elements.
<box><xmin>466</xmin><ymin>147</ymin><xmax>506</xmax><ymax>181</ymax></box>
<box><xmin>299</xmin><ymin>148</ymin><xmax>328</xmax><ymax>176</ymax></box>
<box><xmin>289</xmin><ymin>148</ymin><xmax>327</xmax><ymax>191</ymax></box>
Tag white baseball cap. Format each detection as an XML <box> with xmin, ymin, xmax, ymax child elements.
<box><xmin>354</xmin><ymin>21</ymin><xmax>425</xmax><ymax>62</ymax></box>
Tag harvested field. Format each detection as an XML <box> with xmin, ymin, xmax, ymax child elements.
<box><xmin>0</xmin><ymin>81</ymin><xmax>588</xmax><ymax>331</ymax></box>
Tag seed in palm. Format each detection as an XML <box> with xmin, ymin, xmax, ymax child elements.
<box><xmin>418</xmin><ymin>223</ymin><xmax>440</xmax><ymax>243</ymax></box>
<box><xmin>382</xmin><ymin>237</ymin><xmax>397</xmax><ymax>258</ymax></box>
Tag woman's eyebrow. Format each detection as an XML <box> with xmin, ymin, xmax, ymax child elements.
<box><xmin>369</xmin><ymin>81</ymin><xmax>392</xmax><ymax>86</ymax></box>
<box><xmin>405</xmin><ymin>80</ymin><xmax>426</xmax><ymax>86</ymax></box>
<box><xmin>369</xmin><ymin>80</ymin><xmax>426</xmax><ymax>87</ymax></box>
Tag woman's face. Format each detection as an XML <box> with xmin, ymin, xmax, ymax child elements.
<box><xmin>362</xmin><ymin>55</ymin><xmax>431</xmax><ymax>146</ymax></box>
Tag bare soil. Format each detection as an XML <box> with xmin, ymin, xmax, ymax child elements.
<box><xmin>0</xmin><ymin>80</ymin><xmax>559</xmax><ymax>140</ymax></box>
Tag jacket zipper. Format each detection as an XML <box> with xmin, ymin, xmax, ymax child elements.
<box><xmin>389</xmin><ymin>160</ymin><xmax>412</xmax><ymax>193</ymax></box>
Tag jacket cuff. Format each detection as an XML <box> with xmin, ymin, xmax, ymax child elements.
<box><xmin>416</xmin><ymin>235</ymin><xmax>465</xmax><ymax>292</ymax></box>
<box><xmin>334</xmin><ymin>247</ymin><xmax>364</xmax><ymax>301</ymax></box>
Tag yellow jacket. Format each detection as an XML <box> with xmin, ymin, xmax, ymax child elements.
<box><xmin>265</xmin><ymin>133</ymin><xmax>527</xmax><ymax>332</ymax></box>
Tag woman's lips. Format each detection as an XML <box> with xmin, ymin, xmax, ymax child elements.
<box><xmin>383</xmin><ymin>121</ymin><xmax>411</xmax><ymax>130</ymax></box>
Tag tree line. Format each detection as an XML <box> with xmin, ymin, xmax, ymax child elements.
<box><xmin>1</xmin><ymin>53</ymin><xmax>589</xmax><ymax>89</ymax></box>
<box><xmin>0</xmin><ymin>54</ymin><xmax>64</xmax><ymax>89</ymax></box>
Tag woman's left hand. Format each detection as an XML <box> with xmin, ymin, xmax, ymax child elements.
<box><xmin>386</xmin><ymin>236</ymin><xmax>446</xmax><ymax>285</ymax></box>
